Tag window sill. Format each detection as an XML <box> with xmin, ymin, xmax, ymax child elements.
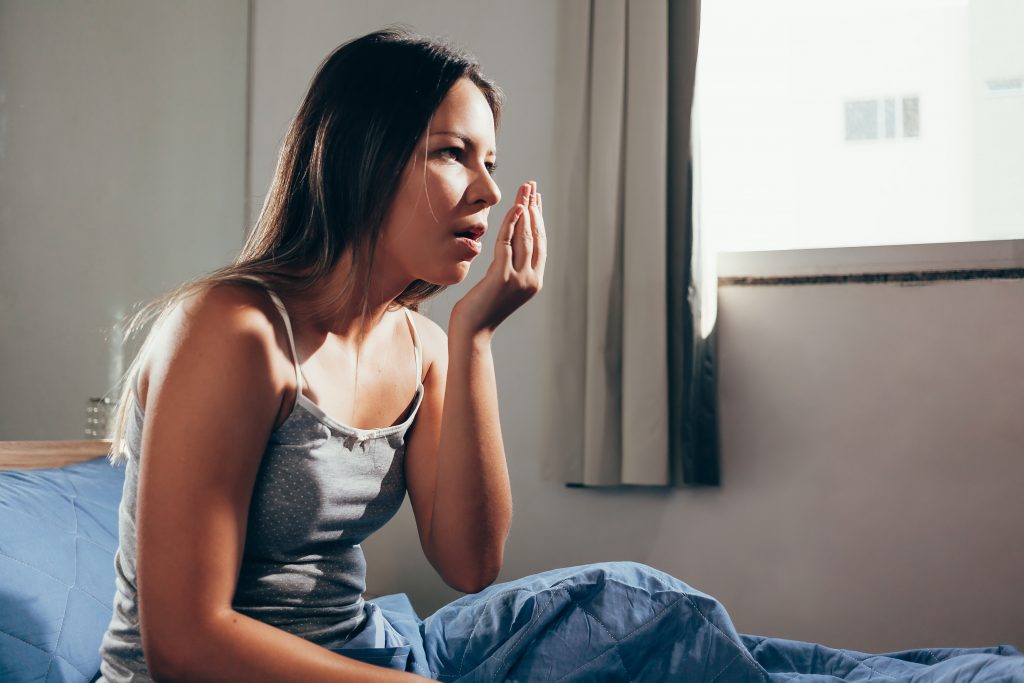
<box><xmin>717</xmin><ymin>239</ymin><xmax>1024</xmax><ymax>286</ymax></box>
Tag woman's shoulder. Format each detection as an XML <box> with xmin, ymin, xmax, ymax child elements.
<box><xmin>136</xmin><ymin>281</ymin><xmax>291</xmax><ymax>408</ymax></box>
<box><xmin>154</xmin><ymin>282</ymin><xmax>283</xmax><ymax>356</ymax></box>
<box><xmin>404</xmin><ymin>308</ymin><xmax>448</xmax><ymax>376</ymax></box>
<box><xmin>404</xmin><ymin>307</ymin><xmax>445</xmax><ymax>337</ymax></box>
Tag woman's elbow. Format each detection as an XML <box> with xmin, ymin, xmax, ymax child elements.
<box><xmin>443</xmin><ymin>553</ymin><xmax>504</xmax><ymax>594</ymax></box>
<box><xmin>145</xmin><ymin>647</ymin><xmax>189</xmax><ymax>683</ymax></box>
<box><xmin>142</xmin><ymin>613</ymin><xmax>221</xmax><ymax>682</ymax></box>
<box><xmin>446</xmin><ymin>573</ymin><xmax>496</xmax><ymax>594</ymax></box>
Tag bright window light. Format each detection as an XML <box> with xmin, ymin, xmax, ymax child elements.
<box><xmin>697</xmin><ymin>0</ymin><xmax>1024</xmax><ymax>253</ymax></box>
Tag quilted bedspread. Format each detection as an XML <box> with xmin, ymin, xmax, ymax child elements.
<box><xmin>0</xmin><ymin>457</ymin><xmax>125</xmax><ymax>682</ymax></box>
<box><xmin>356</xmin><ymin>564</ymin><xmax>1023</xmax><ymax>682</ymax></box>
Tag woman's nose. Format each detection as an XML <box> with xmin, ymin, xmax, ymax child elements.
<box><xmin>470</xmin><ymin>167</ymin><xmax>501</xmax><ymax>208</ymax></box>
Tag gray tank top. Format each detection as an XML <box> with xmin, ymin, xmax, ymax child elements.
<box><xmin>98</xmin><ymin>284</ymin><xmax>424</xmax><ymax>682</ymax></box>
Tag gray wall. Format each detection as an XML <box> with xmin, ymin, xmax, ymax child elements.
<box><xmin>0</xmin><ymin>0</ymin><xmax>248</xmax><ymax>439</ymax></box>
<box><xmin>709</xmin><ymin>276</ymin><xmax>1024</xmax><ymax>649</ymax></box>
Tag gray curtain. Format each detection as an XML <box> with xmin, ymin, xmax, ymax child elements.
<box><xmin>542</xmin><ymin>0</ymin><xmax>718</xmax><ymax>487</ymax></box>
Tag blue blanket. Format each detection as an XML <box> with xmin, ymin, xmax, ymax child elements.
<box><xmin>346</xmin><ymin>563</ymin><xmax>1023</xmax><ymax>682</ymax></box>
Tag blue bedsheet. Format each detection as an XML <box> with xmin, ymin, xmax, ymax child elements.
<box><xmin>343</xmin><ymin>563</ymin><xmax>1023</xmax><ymax>682</ymax></box>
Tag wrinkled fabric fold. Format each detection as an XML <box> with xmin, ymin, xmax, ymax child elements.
<box><xmin>359</xmin><ymin>562</ymin><xmax>1022</xmax><ymax>682</ymax></box>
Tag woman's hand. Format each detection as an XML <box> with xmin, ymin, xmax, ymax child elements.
<box><xmin>451</xmin><ymin>181</ymin><xmax>547</xmax><ymax>336</ymax></box>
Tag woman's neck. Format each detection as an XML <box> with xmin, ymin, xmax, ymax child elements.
<box><xmin>280</xmin><ymin>252</ymin><xmax>412</xmax><ymax>344</ymax></box>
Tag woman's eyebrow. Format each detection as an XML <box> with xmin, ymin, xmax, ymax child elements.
<box><xmin>430</xmin><ymin>130</ymin><xmax>496</xmax><ymax>157</ymax></box>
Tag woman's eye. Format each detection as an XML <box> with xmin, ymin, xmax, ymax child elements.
<box><xmin>436</xmin><ymin>147</ymin><xmax>497</xmax><ymax>176</ymax></box>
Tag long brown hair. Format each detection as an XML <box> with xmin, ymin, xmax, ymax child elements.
<box><xmin>108</xmin><ymin>26</ymin><xmax>503</xmax><ymax>463</ymax></box>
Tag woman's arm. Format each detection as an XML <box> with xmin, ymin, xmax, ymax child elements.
<box><xmin>135</xmin><ymin>285</ymin><xmax>426</xmax><ymax>683</ymax></box>
<box><xmin>404</xmin><ymin>320</ymin><xmax>513</xmax><ymax>593</ymax></box>
<box><xmin>404</xmin><ymin>182</ymin><xmax>544</xmax><ymax>592</ymax></box>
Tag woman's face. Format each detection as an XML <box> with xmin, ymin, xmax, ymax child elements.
<box><xmin>378</xmin><ymin>77</ymin><xmax>502</xmax><ymax>286</ymax></box>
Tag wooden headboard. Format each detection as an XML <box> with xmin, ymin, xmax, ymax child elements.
<box><xmin>0</xmin><ymin>440</ymin><xmax>113</xmax><ymax>470</ymax></box>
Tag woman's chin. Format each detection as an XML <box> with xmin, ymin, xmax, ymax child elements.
<box><xmin>427</xmin><ymin>262</ymin><xmax>473</xmax><ymax>286</ymax></box>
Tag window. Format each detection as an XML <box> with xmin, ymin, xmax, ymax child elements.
<box><xmin>844</xmin><ymin>96</ymin><xmax>919</xmax><ymax>141</ymax></box>
<box><xmin>697</xmin><ymin>0</ymin><xmax>1024</xmax><ymax>253</ymax></box>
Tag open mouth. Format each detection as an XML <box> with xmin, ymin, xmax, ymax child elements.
<box><xmin>453</xmin><ymin>224</ymin><xmax>486</xmax><ymax>258</ymax></box>
<box><xmin>454</xmin><ymin>225</ymin><xmax>486</xmax><ymax>241</ymax></box>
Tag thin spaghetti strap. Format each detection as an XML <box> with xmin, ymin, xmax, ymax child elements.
<box><xmin>403</xmin><ymin>308</ymin><xmax>423</xmax><ymax>388</ymax></box>
<box><xmin>263</xmin><ymin>288</ymin><xmax>304</xmax><ymax>398</ymax></box>
<box><xmin>132</xmin><ymin>367</ymin><xmax>144</xmax><ymax>402</ymax></box>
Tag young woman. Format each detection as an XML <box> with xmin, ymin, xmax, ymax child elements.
<box><xmin>96</xmin><ymin>26</ymin><xmax>1023</xmax><ymax>683</ymax></box>
<box><xmin>97</xmin><ymin>26</ymin><xmax>533</xmax><ymax>682</ymax></box>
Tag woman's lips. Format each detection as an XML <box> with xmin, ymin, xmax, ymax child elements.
<box><xmin>454</xmin><ymin>235</ymin><xmax>482</xmax><ymax>257</ymax></box>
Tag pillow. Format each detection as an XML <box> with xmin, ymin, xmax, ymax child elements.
<box><xmin>0</xmin><ymin>457</ymin><xmax>126</xmax><ymax>683</ymax></box>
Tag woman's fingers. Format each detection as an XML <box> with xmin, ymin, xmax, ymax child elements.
<box><xmin>493</xmin><ymin>197</ymin><xmax>522</xmax><ymax>266</ymax></box>
<box><xmin>494</xmin><ymin>183</ymin><xmax>529</xmax><ymax>258</ymax></box>
<box><xmin>494</xmin><ymin>181</ymin><xmax>543</xmax><ymax>276</ymax></box>
<box><xmin>529</xmin><ymin>185</ymin><xmax>546</xmax><ymax>275</ymax></box>
<box><xmin>512</xmin><ymin>183</ymin><xmax>533</xmax><ymax>272</ymax></box>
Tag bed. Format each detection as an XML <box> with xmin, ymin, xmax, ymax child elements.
<box><xmin>2</xmin><ymin>442</ymin><xmax>1022</xmax><ymax>683</ymax></box>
